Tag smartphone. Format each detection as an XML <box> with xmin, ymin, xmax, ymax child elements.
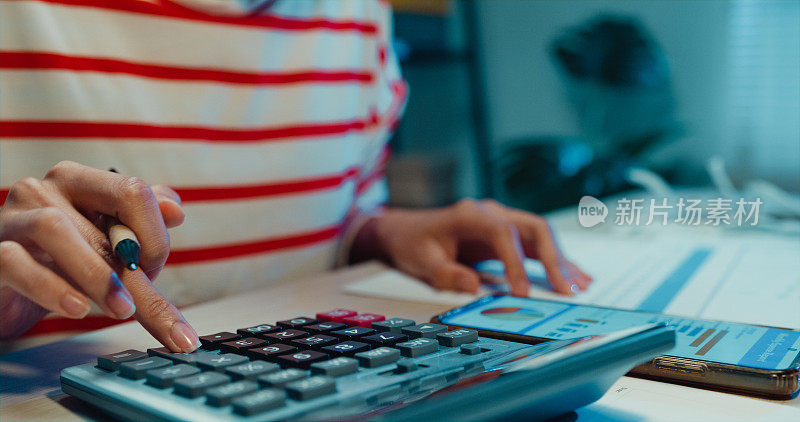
<box><xmin>431</xmin><ymin>295</ymin><xmax>800</xmax><ymax>398</ymax></box>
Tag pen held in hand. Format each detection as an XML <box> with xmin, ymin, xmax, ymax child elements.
<box><xmin>106</xmin><ymin>168</ymin><xmax>140</xmax><ymax>271</ymax></box>
<box><xmin>109</xmin><ymin>220</ymin><xmax>141</xmax><ymax>271</ymax></box>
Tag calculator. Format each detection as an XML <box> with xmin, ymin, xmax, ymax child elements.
<box><xmin>60</xmin><ymin>309</ymin><xmax>675</xmax><ymax>421</ymax></box>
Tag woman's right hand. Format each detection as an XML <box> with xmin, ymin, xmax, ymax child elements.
<box><xmin>0</xmin><ymin>161</ymin><xmax>199</xmax><ymax>352</ymax></box>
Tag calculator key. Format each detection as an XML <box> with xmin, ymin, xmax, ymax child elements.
<box><xmin>97</xmin><ymin>349</ymin><xmax>147</xmax><ymax>371</ymax></box>
<box><xmin>147</xmin><ymin>347</ymin><xmax>210</xmax><ymax>364</ymax></box>
<box><xmin>146</xmin><ymin>364</ymin><xmax>200</xmax><ymax>388</ymax></box>
<box><xmin>342</xmin><ymin>313</ymin><xmax>385</xmax><ymax>328</ymax></box>
<box><xmin>199</xmin><ymin>332</ymin><xmax>240</xmax><ymax>350</ymax></box>
<box><xmin>395</xmin><ymin>338</ymin><xmax>439</xmax><ymax>358</ymax></box>
<box><xmin>316</xmin><ymin>309</ymin><xmax>357</xmax><ymax>322</ymax></box>
<box><xmin>285</xmin><ymin>376</ymin><xmax>336</xmax><ymax>401</ymax></box>
<box><xmin>354</xmin><ymin>347</ymin><xmax>401</xmax><ymax>368</ymax></box>
<box><xmin>219</xmin><ymin>337</ymin><xmax>268</xmax><ymax>354</ymax></box>
<box><xmin>277</xmin><ymin>317</ymin><xmax>318</xmax><ymax>328</ymax></box>
<box><xmin>119</xmin><ymin>357</ymin><xmax>172</xmax><ymax>380</ymax></box>
<box><xmin>305</xmin><ymin>322</ymin><xmax>348</xmax><ymax>333</ymax></box>
<box><xmin>247</xmin><ymin>344</ymin><xmax>297</xmax><ymax>361</ymax></box>
<box><xmin>330</xmin><ymin>326</ymin><xmax>376</xmax><ymax>339</ymax></box>
<box><xmin>236</xmin><ymin>324</ymin><xmax>279</xmax><ymax>338</ymax></box>
<box><xmin>402</xmin><ymin>323</ymin><xmax>448</xmax><ymax>339</ymax></box>
<box><xmin>264</xmin><ymin>329</ymin><xmax>307</xmax><ymax>342</ymax></box>
<box><xmin>257</xmin><ymin>368</ymin><xmax>308</xmax><ymax>388</ymax></box>
<box><xmin>372</xmin><ymin>318</ymin><xmax>416</xmax><ymax>333</ymax></box>
<box><xmin>310</xmin><ymin>357</ymin><xmax>358</xmax><ymax>377</ymax></box>
<box><xmin>437</xmin><ymin>329</ymin><xmax>479</xmax><ymax>347</ymax></box>
<box><xmin>225</xmin><ymin>361</ymin><xmax>280</xmax><ymax>380</ymax></box>
<box><xmin>194</xmin><ymin>353</ymin><xmax>249</xmax><ymax>372</ymax></box>
<box><xmin>395</xmin><ymin>359</ymin><xmax>418</xmax><ymax>374</ymax></box>
<box><xmin>292</xmin><ymin>335</ymin><xmax>338</xmax><ymax>349</ymax></box>
<box><xmin>276</xmin><ymin>350</ymin><xmax>329</xmax><ymax>369</ymax></box>
<box><xmin>460</xmin><ymin>344</ymin><xmax>483</xmax><ymax>355</ymax></box>
<box><xmin>320</xmin><ymin>341</ymin><xmax>370</xmax><ymax>357</ymax></box>
<box><xmin>206</xmin><ymin>381</ymin><xmax>258</xmax><ymax>407</ymax></box>
<box><xmin>232</xmin><ymin>389</ymin><xmax>286</xmax><ymax>416</ymax></box>
<box><xmin>173</xmin><ymin>372</ymin><xmax>230</xmax><ymax>398</ymax></box>
<box><xmin>362</xmin><ymin>332</ymin><xmax>409</xmax><ymax>346</ymax></box>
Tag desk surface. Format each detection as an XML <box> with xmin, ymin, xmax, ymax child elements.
<box><xmin>1</xmin><ymin>262</ymin><xmax>798</xmax><ymax>421</ymax></box>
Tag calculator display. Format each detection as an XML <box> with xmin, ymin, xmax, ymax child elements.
<box><xmin>440</xmin><ymin>296</ymin><xmax>800</xmax><ymax>371</ymax></box>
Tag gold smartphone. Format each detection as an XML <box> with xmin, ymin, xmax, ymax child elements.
<box><xmin>431</xmin><ymin>295</ymin><xmax>800</xmax><ymax>398</ymax></box>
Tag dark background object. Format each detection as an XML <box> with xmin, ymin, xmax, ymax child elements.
<box><xmin>500</xmin><ymin>15</ymin><xmax>680</xmax><ymax>213</ymax></box>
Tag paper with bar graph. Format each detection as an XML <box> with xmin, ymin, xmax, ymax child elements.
<box><xmin>343</xmin><ymin>231</ymin><xmax>800</xmax><ymax>329</ymax></box>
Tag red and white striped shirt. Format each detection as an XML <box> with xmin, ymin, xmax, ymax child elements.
<box><xmin>0</xmin><ymin>0</ymin><xmax>406</xmax><ymax>333</ymax></box>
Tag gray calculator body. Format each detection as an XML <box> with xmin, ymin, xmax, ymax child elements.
<box><xmin>61</xmin><ymin>321</ymin><xmax>674</xmax><ymax>421</ymax></box>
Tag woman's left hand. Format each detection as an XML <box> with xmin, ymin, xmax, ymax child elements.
<box><xmin>352</xmin><ymin>199</ymin><xmax>592</xmax><ymax>297</ymax></box>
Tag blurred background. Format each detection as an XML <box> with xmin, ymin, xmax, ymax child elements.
<box><xmin>385</xmin><ymin>0</ymin><xmax>800</xmax><ymax>214</ymax></box>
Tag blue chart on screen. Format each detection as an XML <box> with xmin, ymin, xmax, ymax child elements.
<box><xmin>442</xmin><ymin>295</ymin><xmax>800</xmax><ymax>370</ymax></box>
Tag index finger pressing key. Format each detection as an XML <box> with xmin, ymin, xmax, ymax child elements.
<box><xmin>121</xmin><ymin>269</ymin><xmax>200</xmax><ymax>353</ymax></box>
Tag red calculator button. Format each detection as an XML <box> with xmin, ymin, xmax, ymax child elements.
<box><xmin>316</xmin><ymin>309</ymin><xmax>357</xmax><ymax>322</ymax></box>
<box><xmin>342</xmin><ymin>314</ymin><xmax>385</xmax><ymax>328</ymax></box>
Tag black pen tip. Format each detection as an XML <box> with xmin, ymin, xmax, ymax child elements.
<box><xmin>127</xmin><ymin>263</ymin><xmax>138</xmax><ymax>271</ymax></box>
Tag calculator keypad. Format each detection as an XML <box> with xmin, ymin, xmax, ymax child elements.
<box><xmin>91</xmin><ymin>309</ymin><xmax>483</xmax><ymax>418</ymax></box>
<box><xmin>264</xmin><ymin>329</ymin><xmax>307</xmax><ymax>342</ymax></box>
<box><xmin>275</xmin><ymin>350</ymin><xmax>328</xmax><ymax>369</ymax></box>
<box><xmin>199</xmin><ymin>332</ymin><xmax>240</xmax><ymax>350</ymax></box>
<box><xmin>247</xmin><ymin>344</ymin><xmax>297</xmax><ymax>361</ymax></box>
<box><xmin>146</xmin><ymin>364</ymin><xmax>200</xmax><ymax>388</ymax></box>
<box><xmin>219</xmin><ymin>337</ymin><xmax>268</xmax><ymax>354</ymax></box>
<box><xmin>97</xmin><ymin>349</ymin><xmax>148</xmax><ymax>371</ymax></box>
<box><xmin>173</xmin><ymin>372</ymin><xmax>230</xmax><ymax>398</ymax></box>
<box><xmin>225</xmin><ymin>361</ymin><xmax>280</xmax><ymax>380</ymax></box>
<box><xmin>206</xmin><ymin>381</ymin><xmax>258</xmax><ymax>406</ymax></box>
<box><xmin>277</xmin><ymin>317</ymin><xmax>318</xmax><ymax>328</ymax></box>
<box><xmin>320</xmin><ymin>341</ymin><xmax>370</xmax><ymax>357</ymax></box>
<box><xmin>119</xmin><ymin>357</ymin><xmax>171</xmax><ymax>379</ymax></box>
<box><xmin>237</xmin><ymin>324</ymin><xmax>279</xmax><ymax>338</ymax></box>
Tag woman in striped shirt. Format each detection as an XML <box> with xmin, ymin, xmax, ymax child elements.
<box><xmin>0</xmin><ymin>0</ymin><xmax>592</xmax><ymax>352</ymax></box>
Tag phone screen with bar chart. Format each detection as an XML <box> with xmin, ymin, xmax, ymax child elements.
<box><xmin>439</xmin><ymin>295</ymin><xmax>800</xmax><ymax>371</ymax></box>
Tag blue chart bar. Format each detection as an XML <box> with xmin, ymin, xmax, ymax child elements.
<box><xmin>638</xmin><ymin>248</ymin><xmax>713</xmax><ymax>313</ymax></box>
<box><xmin>688</xmin><ymin>327</ymin><xmax>702</xmax><ymax>336</ymax></box>
<box><xmin>677</xmin><ymin>325</ymin><xmax>690</xmax><ymax>333</ymax></box>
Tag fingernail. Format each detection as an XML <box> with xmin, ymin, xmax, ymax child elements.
<box><xmin>171</xmin><ymin>321</ymin><xmax>200</xmax><ymax>353</ymax></box>
<box><xmin>107</xmin><ymin>272</ymin><xmax>135</xmax><ymax>319</ymax></box>
<box><xmin>60</xmin><ymin>293</ymin><xmax>90</xmax><ymax>318</ymax></box>
<box><xmin>111</xmin><ymin>272</ymin><xmax>134</xmax><ymax>302</ymax></box>
<box><xmin>162</xmin><ymin>198</ymin><xmax>183</xmax><ymax>209</ymax></box>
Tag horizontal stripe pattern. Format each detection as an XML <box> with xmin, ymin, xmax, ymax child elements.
<box><xmin>156</xmin><ymin>241</ymin><xmax>339</xmax><ymax>304</ymax></box>
<box><xmin>167</xmin><ymin>225</ymin><xmax>340</xmax><ymax>265</ymax></box>
<box><xmin>171</xmin><ymin>185</ymin><xmax>354</xmax><ymax>248</ymax></box>
<box><xmin>12</xmin><ymin>0</ymin><xmax>379</xmax><ymax>33</ymax></box>
<box><xmin>0</xmin><ymin>152</ymin><xmax>386</xmax><ymax>203</ymax></box>
<box><xmin>0</xmin><ymin>51</ymin><xmax>374</xmax><ymax>85</ymax></box>
<box><xmin>0</xmin><ymin>1</ymin><xmax>377</xmax><ymax>72</ymax></box>
<box><xmin>173</xmin><ymin>167</ymin><xmax>360</xmax><ymax>203</ymax></box>
<box><xmin>0</xmin><ymin>119</ymin><xmax>375</xmax><ymax>142</ymax></box>
<box><xmin>0</xmin><ymin>70</ymin><xmax>371</xmax><ymax>126</ymax></box>
<box><xmin>0</xmin><ymin>137</ymin><xmax>364</xmax><ymax>186</ymax></box>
